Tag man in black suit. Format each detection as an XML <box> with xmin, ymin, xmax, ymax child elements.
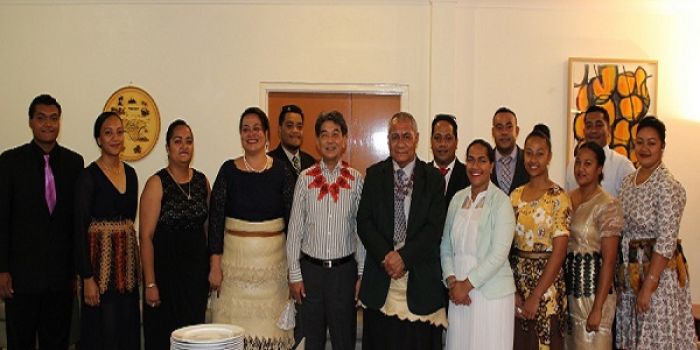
<box><xmin>0</xmin><ymin>94</ymin><xmax>84</xmax><ymax>349</ymax></box>
<box><xmin>268</xmin><ymin>104</ymin><xmax>316</xmax><ymax>183</ymax></box>
<box><xmin>490</xmin><ymin>107</ymin><xmax>529</xmax><ymax>194</ymax></box>
<box><xmin>429</xmin><ymin>114</ymin><xmax>469</xmax><ymax>206</ymax></box>
<box><xmin>267</xmin><ymin>104</ymin><xmax>315</xmax><ymax>346</ymax></box>
<box><xmin>358</xmin><ymin>112</ymin><xmax>447</xmax><ymax>350</ymax></box>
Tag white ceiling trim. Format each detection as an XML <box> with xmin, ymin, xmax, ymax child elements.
<box><xmin>0</xmin><ymin>0</ymin><xmax>429</xmax><ymax>5</ymax></box>
<box><xmin>455</xmin><ymin>0</ymin><xmax>700</xmax><ymax>13</ymax></box>
<box><xmin>1</xmin><ymin>0</ymin><xmax>695</xmax><ymax>14</ymax></box>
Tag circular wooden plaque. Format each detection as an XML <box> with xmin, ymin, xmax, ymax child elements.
<box><xmin>103</xmin><ymin>86</ymin><xmax>161</xmax><ymax>161</ymax></box>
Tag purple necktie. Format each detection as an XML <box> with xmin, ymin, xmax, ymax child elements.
<box><xmin>44</xmin><ymin>154</ymin><xmax>56</xmax><ymax>214</ymax></box>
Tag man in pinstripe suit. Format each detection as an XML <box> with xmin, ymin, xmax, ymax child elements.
<box><xmin>286</xmin><ymin>110</ymin><xmax>365</xmax><ymax>350</ymax></box>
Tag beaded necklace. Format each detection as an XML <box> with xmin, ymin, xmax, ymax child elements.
<box><xmin>307</xmin><ymin>161</ymin><xmax>355</xmax><ymax>202</ymax></box>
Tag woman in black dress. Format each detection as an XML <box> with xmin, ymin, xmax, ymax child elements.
<box><xmin>140</xmin><ymin>119</ymin><xmax>210</xmax><ymax>349</ymax></box>
<box><xmin>75</xmin><ymin>111</ymin><xmax>140</xmax><ymax>349</ymax></box>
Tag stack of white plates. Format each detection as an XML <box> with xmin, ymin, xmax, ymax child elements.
<box><xmin>171</xmin><ymin>324</ymin><xmax>245</xmax><ymax>350</ymax></box>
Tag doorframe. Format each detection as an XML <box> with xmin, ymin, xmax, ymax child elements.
<box><xmin>259</xmin><ymin>82</ymin><xmax>409</xmax><ymax>113</ymax></box>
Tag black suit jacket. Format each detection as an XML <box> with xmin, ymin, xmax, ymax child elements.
<box><xmin>357</xmin><ymin>157</ymin><xmax>446</xmax><ymax>315</ymax></box>
<box><xmin>429</xmin><ymin>159</ymin><xmax>469</xmax><ymax>207</ymax></box>
<box><xmin>0</xmin><ymin>141</ymin><xmax>84</xmax><ymax>293</ymax></box>
<box><xmin>491</xmin><ymin>146</ymin><xmax>529</xmax><ymax>195</ymax></box>
<box><xmin>268</xmin><ymin>145</ymin><xmax>316</xmax><ymax>184</ymax></box>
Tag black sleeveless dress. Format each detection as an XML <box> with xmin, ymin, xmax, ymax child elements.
<box><xmin>143</xmin><ymin>168</ymin><xmax>209</xmax><ymax>350</ymax></box>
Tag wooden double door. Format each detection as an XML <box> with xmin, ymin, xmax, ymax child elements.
<box><xmin>268</xmin><ymin>92</ymin><xmax>400</xmax><ymax>175</ymax></box>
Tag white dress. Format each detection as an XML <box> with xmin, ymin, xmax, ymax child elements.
<box><xmin>445</xmin><ymin>192</ymin><xmax>514</xmax><ymax>350</ymax></box>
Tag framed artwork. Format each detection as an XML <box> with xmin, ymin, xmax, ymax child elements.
<box><xmin>103</xmin><ymin>86</ymin><xmax>161</xmax><ymax>161</ymax></box>
<box><xmin>567</xmin><ymin>57</ymin><xmax>657</xmax><ymax>163</ymax></box>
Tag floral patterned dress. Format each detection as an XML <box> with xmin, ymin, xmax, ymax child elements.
<box><xmin>510</xmin><ymin>185</ymin><xmax>572</xmax><ymax>350</ymax></box>
<box><xmin>615</xmin><ymin>164</ymin><xmax>696</xmax><ymax>350</ymax></box>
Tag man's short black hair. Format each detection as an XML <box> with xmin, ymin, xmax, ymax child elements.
<box><xmin>278</xmin><ymin>104</ymin><xmax>304</xmax><ymax>126</ymax></box>
<box><xmin>492</xmin><ymin>106</ymin><xmax>517</xmax><ymax>124</ymax></box>
<box><xmin>28</xmin><ymin>94</ymin><xmax>61</xmax><ymax>119</ymax></box>
<box><xmin>584</xmin><ymin>105</ymin><xmax>611</xmax><ymax>125</ymax></box>
<box><xmin>431</xmin><ymin>114</ymin><xmax>458</xmax><ymax>138</ymax></box>
<box><xmin>315</xmin><ymin>110</ymin><xmax>348</xmax><ymax>136</ymax></box>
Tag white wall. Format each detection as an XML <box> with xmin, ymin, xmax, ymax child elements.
<box><xmin>448</xmin><ymin>0</ymin><xmax>700</xmax><ymax>301</ymax></box>
<box><xmin>1</xmin><ymin>0</ymin><xmax>698</xmax><ymax>300</ymax></box>
<box><xmin>0</xmin><ymin>1</ymin><xmax>432</xmax><ymax>179</ymax></box>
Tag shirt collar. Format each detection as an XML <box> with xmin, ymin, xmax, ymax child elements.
<box><xmin>495</xmin><ymin>146</ymin><xmax>518</xmax><ymax>162</ymax></box>
<box><xmin>30</xmin><ymin>139</ymin><xmax>59</xmax><ymax>158</ymax></box>
<box><xmin>319</xmin><ymin>159</ymin><xmax>340</xmax><ymax>174</ymax></box>
<box><xmin>393</xmin><ymin>157</ymin><xmax>416</xmax><ymax>179</ymax></box>
<box><xmin>602</xmin><ymin>145</ymin><xmax>613</xmax><ymax>158</ymax></box>
<box><xmin>433</xmin><ymin>157</ymin><xmax>456</xmax><ymax>171</ymax></box>
<box><xmin>282</xmin><ymin>146</ymin><xmax>300</xmax><ymax>163</ymax></box>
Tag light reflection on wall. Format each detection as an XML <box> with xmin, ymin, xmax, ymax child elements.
<box><xmin>676</xmin><ymin>13</ymin><xmax>700</xmax><ymax>123</ymax></box>
<box><xmin>659</xmin><ymin>0</ymin><xmax>700</xmax><ymax>122</ymax></box>
<box><xmin>372</xmin><ymin>131</ymin><xmax>389</xmax><ymax>155</ymax></box>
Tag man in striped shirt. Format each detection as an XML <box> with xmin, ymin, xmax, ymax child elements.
<box><xmin>286</xmin><ymin>110</ymin><xmax>365</xmax><ymax>350</ymax></box>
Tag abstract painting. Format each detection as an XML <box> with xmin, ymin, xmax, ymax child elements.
<box><xmin>567</xmin><ymin>58</ymin><xmax>657</xmax><ymax>163</ymax></box>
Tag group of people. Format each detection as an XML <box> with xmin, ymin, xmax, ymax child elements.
<box><xmin>438</xmin><ymin>107</ymin><xmax>695</xmax><ymax>350</ymax></box>
<box><xmin>0</xmin><ymin>94</ymin><xmax>695</xmax><ymax>350</ymax></box>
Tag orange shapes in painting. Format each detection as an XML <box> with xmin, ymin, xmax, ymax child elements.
<box><xmin>573</xmin><ymin>64</ymin><xmax>652</xmax><ymax>162</ymax></box>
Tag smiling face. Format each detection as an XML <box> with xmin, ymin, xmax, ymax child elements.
<box><xmin>166</xmin><ymin>125</ymin><xmax>194</xmax><ymax>166</ymax></box>
<box><xmin>240</xmin><ymin>113</ymin><xmax>268</xmax><ymax>155</ymax></box>
<box><xmin>388</xmin><ymin>118</ymin><xmax>419</xmax><ymax>168</ymax></box>
<box><xmin>431</xmin><ymin>120</ymin><xmax>457</xmax><ymax>167</ymax></box>
<box><xmin>492</xmin><ymin>111</ymin><xmax>519</xmax><ymax>155</ymax></box>
<box><xmin>29</xmin><ymin>104</ymin><xmax>61</xmax><ymax>148</ymax></box>
<box><xmin>97</xmin><ymin>115</ymin><xmax>125</xmax><ymax>157</ymax></box>
<box><xmin>466</xmin><ymin>143</ymin><xmax>494</xmax><ymax>193</ymax></box>
<box><xmin>574</xmin><ymin>147</ymin><xmax>603</xmax><ymax>188</ymax></box>
<box><xmin>523</xmin><ymin>135</ymin><xmax>551</xmax><ymax>178</ymax></box>
<box><xmin>584</xmin><ymin>111</ymin><xmax>610</xmax><ymax>147</ymax></box>
<box><xmin>634</xmin><ymin>126</ymin><xmax>664</xmax><ymax>170</ymax></box>
<box><xmin>316</xmin><ymin>120</ymin><xmax>347</xmax><ymax>167</ymax></box>
<box><xmin>279</xmin><ymin>112</ymin><xmax>304</xmax><ymax>151</ymax></box>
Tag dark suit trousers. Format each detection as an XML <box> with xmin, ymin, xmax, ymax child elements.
<box><xmin>362</xmin><ymin>308</ymin><xmax>443</xmax><ymax>350</ymax></box>
<box><xmin>5</xmin><ymin>290</ymin><xmax>73</xmax><ymax>350</ymax></box>
<box><xmin>299</xmin><ymin>258</ymin><xmax>357</xmax><ymax>350</ymax></box>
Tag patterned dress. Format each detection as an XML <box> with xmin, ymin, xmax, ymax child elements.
<box><xmin>615</xmin><ymin>164</ymin><xmax>696</xmax><ymax>350</ymax></box>
<box><xmin>564</xmin><ymin>190</ymin><xmax>622</xmax><ymax>349</ymax></box>
<box><xmin>510</xmin><ymin>185</ymin><xmax>572</xmax><ymax>350</ymax></box>
<box><xmin>208</xmin><ymin>159</ymin><xmax>294</xmax><ymax>350</ymax></box>
<box><xmin>75</xmin><ymin>162</ymin><xmax>140</xmax><ymax>350</ymax></box>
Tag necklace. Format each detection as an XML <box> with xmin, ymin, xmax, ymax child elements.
<box><xmin>243</xmin><ymin>155</ymin><xmax>270</xmax><ymax>173</ymax></box>
<box><xmin>99</xmin><ymin>158</ymin><xmax>120</xmax><ymax>175</ymax></box>
<box><xmin>307</xmin><ymin>161</ymin><xmax>355</xmax><ymax>202</ymax></box>
<box><xmin>167</xmin><ymin>167</ymin><xmax>192</xmax><ymax>200</ymax></box>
